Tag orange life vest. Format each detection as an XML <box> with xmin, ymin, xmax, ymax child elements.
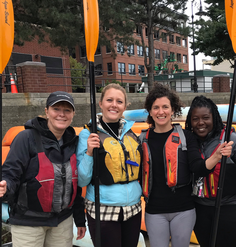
<box><xmin>140</xmin><ymin>124</ymin><xmax>188</xmax><ymax>200</ymax></box>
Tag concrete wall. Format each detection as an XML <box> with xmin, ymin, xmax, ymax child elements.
<box><xmin>1</xmin><ymin>92</ymin><xmax>233</xmax><ymax>136</ymax></box>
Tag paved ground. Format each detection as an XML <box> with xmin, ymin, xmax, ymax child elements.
<box><xmin>142</xmin><ymin>231</ymin><xmax>200</xmax><ymax>247</ymax></box>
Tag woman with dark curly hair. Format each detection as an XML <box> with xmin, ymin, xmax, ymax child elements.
<box><xmin>185</xmin><ymin>95</ymin><xmax>236</xmax><ymax>247</ymax></box>
<box><xmin>139</xmin><ymin>83</ymin><xmax>232</xmax><ymax>247</ymax></box>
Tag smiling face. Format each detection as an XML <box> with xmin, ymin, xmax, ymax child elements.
<box><xmin>149</xmin><ymin>96</ymin><xmax>174</xmax><ymax>132</ymax></box>
<box><xmin>191</xmin><ymin>107</ymin><xmax>214</xmax><ymax>140</ymax></box>
<box><xmin>99</xmin><ymin>88</ymin><xmax>127</xmax><ymax>123</ymax></box>
<box><xmin>45</xmin><ymin>102</ymin><xmax>75</xmax><ymax>137</ymax></box>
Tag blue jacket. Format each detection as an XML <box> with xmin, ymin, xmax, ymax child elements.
<box><xmin>76</xmin><ymin>118</ymin><xmax>142</xmax><ymax>206</ymax></box>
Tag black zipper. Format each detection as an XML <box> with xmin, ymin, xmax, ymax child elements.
<box><xmin>61</xmin><ymin>164</ymin><xmax>66</xmax><ymax>206</ymax></box>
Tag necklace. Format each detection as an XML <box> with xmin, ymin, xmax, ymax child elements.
<box><xmin>103</xmin><ymin>121</ymin><xmax>120</xmax><ymax>140</ymax></box>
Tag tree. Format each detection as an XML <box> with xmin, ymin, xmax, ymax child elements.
<box><xmin>98</xmin><ymin>0</ymin><xmax>137</xmax><ymax>57</ymax></box>
<box><xmin>13</xmin><ymin>0</ymin><xmax>190</xmax><ymax>89</ymax></box>
<box><xmin>193</xmin><ymin>0</ymin><xmax>235</xmax><ymax>67</ymax></box>
<box><xmin>70</xmin><ymin>56</ymin><xmax>86</xmax><ymax>92</ymax></box>
<box><xmin>99</xmin><ymin>0</ymin><xmax>189</xmax><ymax>89</ymax></box>
<box><xmin>13</xmin><ymin>0</ymin><xmax>84</xmax><ymax>49</ymax></box>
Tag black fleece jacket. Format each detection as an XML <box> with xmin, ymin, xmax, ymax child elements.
<box><xmin>2</xmin><ymin>117</ymin><xmax>85</xmax><ymax>227</ymax></box>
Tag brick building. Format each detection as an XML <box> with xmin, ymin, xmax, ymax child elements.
<box><xmin>3</xmin><ymin>24</ymin><xmax>189</xmax><ymax>93</ymax></box>
<box><xmin>76</xmin><ymin>27</ymin><xmax>189</xmax><ymax>92</ymax></box>
<box><xmin>4</xmin><ymin>36</ymin><xmax>72</xmax><ymax>93</ymax></box>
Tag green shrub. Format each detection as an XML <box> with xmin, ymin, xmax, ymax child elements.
<box><xmin>69</xmin><ymin>56</ymin><xmax>86</xmax><ymax>92</ymax></box>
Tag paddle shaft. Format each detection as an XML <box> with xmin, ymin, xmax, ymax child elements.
<box><xmin>210</xmin><ymin>58</ymin><xmax>236</xmax><ymax>247</ymax></box>
<box><xmin>89</xmin><ymin>62</ymin><xmax>101</xmax><ymax>247</ymax></box>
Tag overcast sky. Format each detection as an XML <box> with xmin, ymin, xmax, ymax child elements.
<box><xmin>186</xmin><ymin>0</ymin><xmax>211</xmax><ymax>71</ymax></box>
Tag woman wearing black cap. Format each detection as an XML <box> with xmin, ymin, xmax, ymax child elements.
<box><xmin>0</xmin><ymin>91</ymin><xmax>86</xmax><ymax>247</ymax></box>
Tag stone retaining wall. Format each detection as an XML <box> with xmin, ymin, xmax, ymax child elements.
<box><xmin>1</xmin><ymin>92</ymin><xmax>233</xmax><ymax>136</ymax></box>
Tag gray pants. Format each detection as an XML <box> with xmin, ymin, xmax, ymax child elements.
<box><xmin>145</xmin><ymin>208</ymin><xmax>196</xmax><ymax>247</ymax></box>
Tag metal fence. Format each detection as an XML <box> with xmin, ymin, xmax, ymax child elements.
<box><xmin>2</xmin><ymin>65</ymin><xmax>213</xmax><ymax>93</ymax></box>
<box><xmin>1</xmin><ymin>65</ymin><xmax>22</xmax><ymax>93</ymax></box>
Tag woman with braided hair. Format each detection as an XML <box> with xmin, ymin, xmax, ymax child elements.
<box><xmin>185</xmin><ymin>95</ymin><xmax>236</xmax><ymax>247</ymax></box>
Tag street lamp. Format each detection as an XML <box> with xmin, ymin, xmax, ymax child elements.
<box><xmin>191</xmin><ymin>0</ymin><xmax>206</xmax><ymax>92</ymax></box>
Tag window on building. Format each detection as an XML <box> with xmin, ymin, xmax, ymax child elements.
<box><xmin>41</xmin><ymin>56</ymin><xmax>63</xmax><ymax>74</ymax></box>
<box><xmin>106</xmin><ymin>46</ymin><xmax>111</xmax><ymax>53</ymax></box>
<box><xmin>118</xmin><ymin>62</ymin><xmax>126</xmax><ymax>74</ymax></box>
<box><xmin>137</xmin><ymin>46</ymin><xmax>143</xmax><ymax>56</ymax></box>
<box><xmin>182</xmin><ymin>38</ymin><xmax>187</xmax><ymax>47</ymax></box>
<box><xmin>146</xmin><ymin>47</ymin><xmax>149</xmax><ymax>57</ymax></box>
<box><xmin>170</xmin><ymin>52</ymin><xmax>175</xmax><ymax>61</ymax></box>
<box><xmin>138</xmin><ymin>65</ymin><xmax>145</xmax><ymax>76</ymax></box>
<box><xmin>127</xmin><ymin>44</ymin><xmax>134</xmax><ymax>55</ymax></box>
<box><xmin>69</xmin><ymin>49</ymin><xmax>76</xmax><ymax>59</ymax></box>
<box><xmin>136</xmin><ymin>25</ymin><xmax>142</xmax><ymax>36</ymax></box>
<box><xmin>162</xmin><ymin>32</ymin><xmax>167</xmax><ymax>43</ymax></box>
<box><xmin>183</xmin><ymin>55</ymin><xmax>187</xmax><ymax>63</ymax></box>
<box><xmin>177</xmin><ymin>53</ymin><xmax>181</xmax><ymax>62</ymax></box>
<box><xmin>80</xmin><ymin>46</ymin><xmax>86</xmax><ymax>58</ymax></box>
<box><xmin>170</xmin><ymin>81</ymin><xmax>176</xmax><ymax>91</ymax></box>
<box><xmin>129</xmin><ymin>64</ymin><xmax>135</xmax><ymax>75</ymax></box>
<box><xmin>117</xmin><ymin>42</ymin><xmax>124</xmax><ymax>53</ymax></box>
<box><xmin>107</xmin><ymin>63</ymin><xmax>112</xmax><ymax>74</ymax></box>
<box><xmin>176</xmin><ymin>36</ymin><xmax>181</xmax><ymax>46</ymax></box>
<box><xmin>154</xmin><ymin>30</ymin><xmax>159</xmax><ymax>40</ymax></box>
<box><xmin>155</xmin><ymin>49</ymin><xmax>160</xmax><ymax>59</ymax></box>
<box><xmin>95</xmin><ymin>64</ymin><xmax>103</xmax><ymax>76</ymax></box>
<box><xmin>12</xmin><ymin>52</ymin><xmax>32</xmax><ymax>65</ymax></box>
<box><xmin>95</xmin><ymin>46</ymin><xmax>101</xmax><ymax>55</ymax></box>
<box><xmin>145</xmin><ymin>27</ymin><xmax>148</xmax><ymax>37</ymax></box>
<box><xmin>162</xmin><ymin>50</ymin><xmax>168</xmax><ymax>60</ymax></box>
<box><xmin>169</xmin><ymin>34</ymin><xmax>175</xmax><ymax>44</ymax></box>
<box><xmin>95</xmin><ymin>45</ymin><xmax>101</xmax><ymax>55</ymax></box>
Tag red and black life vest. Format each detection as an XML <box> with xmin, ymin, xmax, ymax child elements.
<box><xmin>18</xmin><ymin>130</ymin><xmax>78</xmax><ymax>214</ymax></box>
<box><xmin>201</xmin><ymin>127</ymin><xmax>233</xmax><ymax>198</ymax></box>
<box><xmin>140</xmin><ymin>124</ymin><xmax>189</xmax><ymax>200</ymax></box>
<box><xmin>36</xmin><ymin>153</ymin><xmax>78</xmax><ymax>212</ymax></box>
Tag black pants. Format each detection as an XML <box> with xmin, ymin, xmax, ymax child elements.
<box><xmin>87</xmin><ymin>209</ymin><xmax>141</xmax><ymax>247</ymax></box>
<box><xmin>194</xmin><ymin>203</ymin><xmax>236</xmax><ymax>247</ymax></box>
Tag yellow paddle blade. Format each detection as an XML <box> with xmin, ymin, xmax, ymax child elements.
<box><xmin>232</xmin><ymin>0</ymin><xmax>236</xmax><ymax>52</ymax></box>
<box><xmin>83</xmin><ymin>0</ymin><xmax>99</xmax><ymax>62</ymax></box>
<box><xmin>225</xmin><ymin>0</ymin><xmax>233</xmax><ymax>39</ymax></box>
<box><xmin>0</xmin><ymin>0</ymin><xmax>14</xmax><ymax>74</ymax></box>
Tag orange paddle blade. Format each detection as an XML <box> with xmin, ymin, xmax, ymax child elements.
<box><xmin>232</xmin><ymin>0</ymin><xmax>236</xmax><ymax>52</ymax></box>
<box><xmin>225</xmin><ymin>0</ymin><xmax>233</xmax><ymax>39</ymax></box>
<box><xmin>0</xmin><ymin>0</ymin><xmax>14</xmax><ymax>74</ymax></box>
<box><xmin>83</xmin><ymin>0</ymin><xmax>99</xmax><ymax>62</ymax></box>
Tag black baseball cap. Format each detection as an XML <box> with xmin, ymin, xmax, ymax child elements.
<box><xmin>46</xmin><ymin>91</ymin><xmax>75</xmax><ymax>111</ymax></box>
